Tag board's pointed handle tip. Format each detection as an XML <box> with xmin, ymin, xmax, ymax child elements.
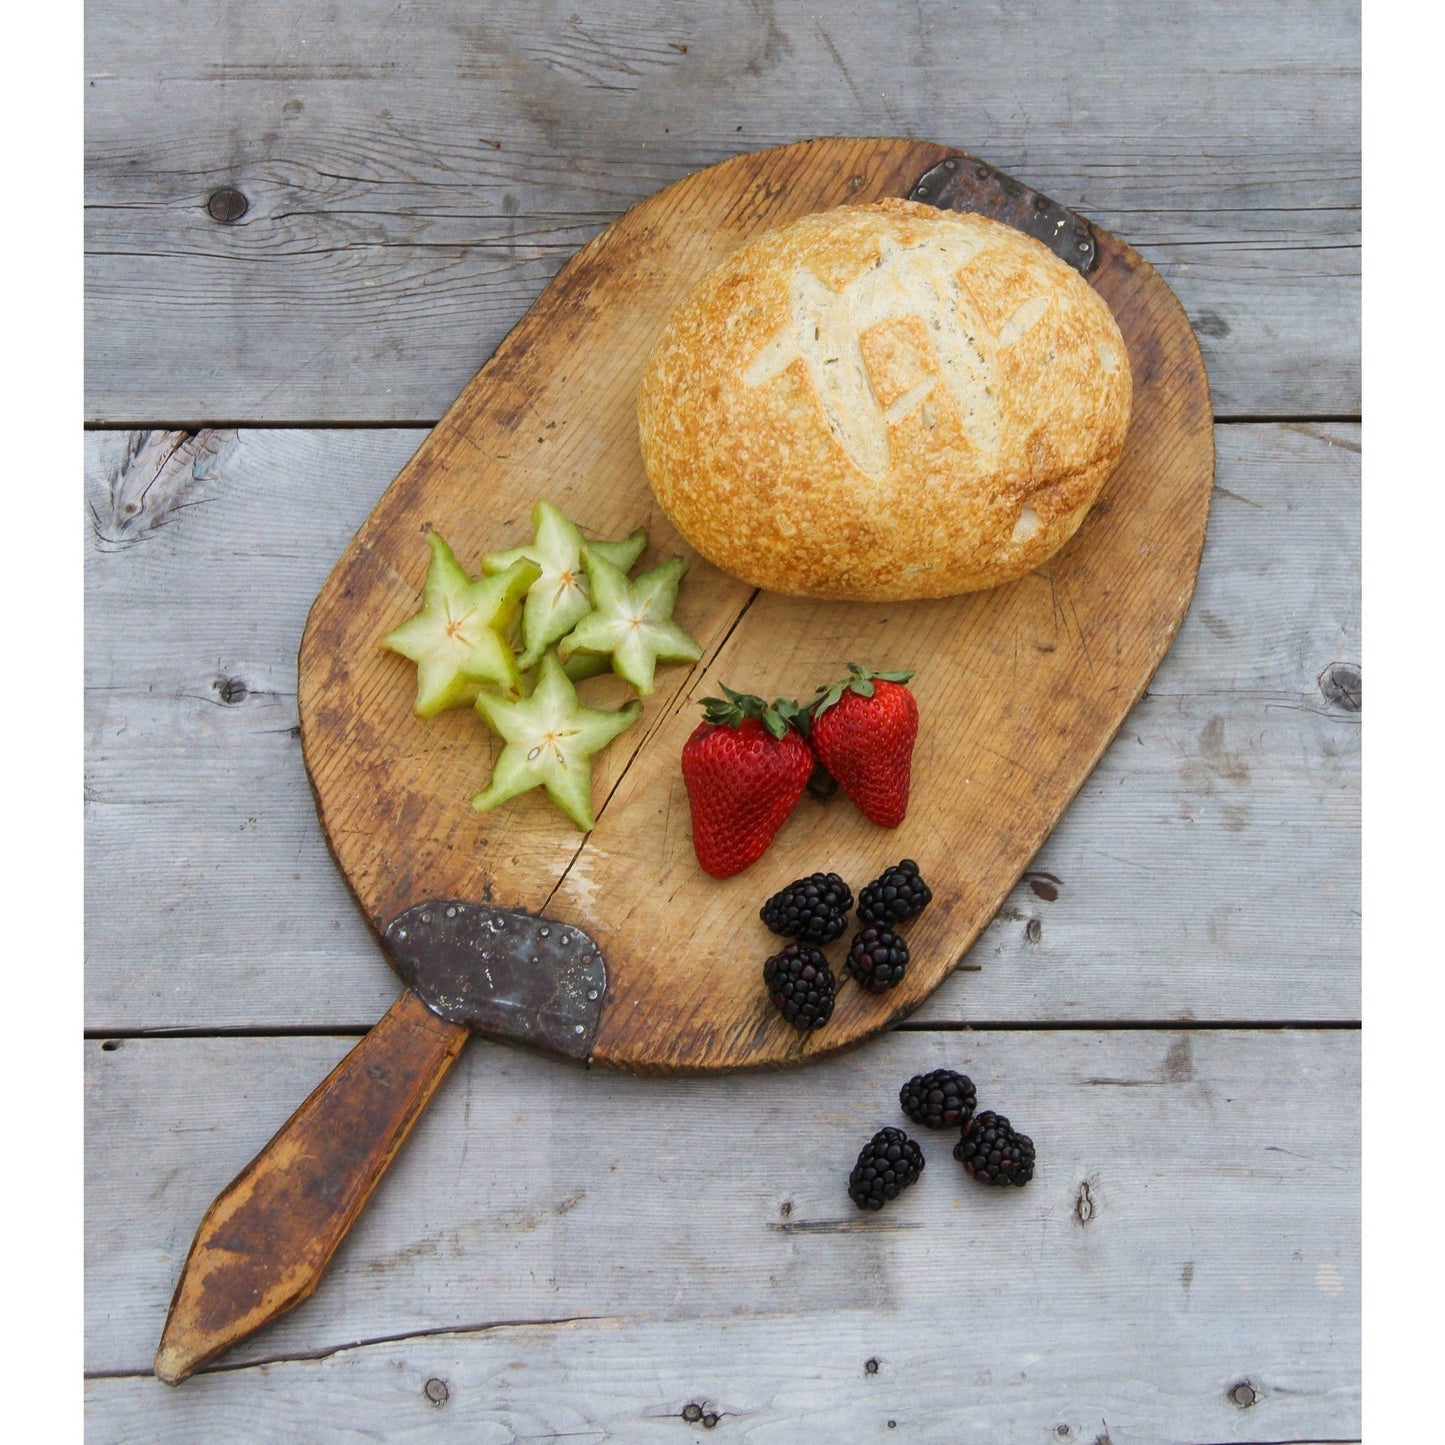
<box><xmin>153</xmin><ymin>1337</ymin><xmax>196</xmax><ymax>1387</ymax></box>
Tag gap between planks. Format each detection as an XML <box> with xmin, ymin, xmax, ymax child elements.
<box><xmin>84</xmin><ymin>1020</ymin><xmax>1361</xmax><ymax>1043</ymax></box>
<box><xmin>81</xmin><ymin>414</ymin><xmax>1364</xmax><ymax>432</ymax></box>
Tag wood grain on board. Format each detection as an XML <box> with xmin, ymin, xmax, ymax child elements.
<box><xmin>294</xmin><ymin>137</ymin><xmax>1213</xmax><ymax>1073</ymax></box>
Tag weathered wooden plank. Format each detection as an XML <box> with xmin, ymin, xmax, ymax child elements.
<box><xmin>82</xmin><ymin>423</ymin><xmax>1360</xmax><ymax>1030</ymax></box>
<box><xmin>84</xmin><ymin>1028</ymin><xmax>1360</xmax><ymax>1441</ymax></box>
<box><xmin>84</xmin><ymin>0</ymin><xmax>1359</xmax><ymax>422</ymax></box>
<box><xmin>83</xmin><ymin>238</ymin><xmax>1358</xmax><ymax>425</ymax></box>
<box><xmin>83</xmin><ymin>0</ymin><xmax>1361</xmax><ymax>210</ymax></box>
<box><xmin>85</xmin><ymin>1323</ymin><xmax>1363</xmax><ymax>1444</ymax></box>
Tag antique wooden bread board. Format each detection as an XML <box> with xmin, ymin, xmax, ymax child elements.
<box><xmin>297</xmin><ymin>136</ymin><xmax>1214</xmax><ymax>1074</ymax></box>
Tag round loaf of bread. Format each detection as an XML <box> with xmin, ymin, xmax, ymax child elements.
<box><xmin>636</xmin><ymin>198</ymin><xmax>1132</xmax><ymax>599</ymax></box>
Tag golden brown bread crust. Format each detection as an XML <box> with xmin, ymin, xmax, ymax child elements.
<box><xmin>636</xmin><ymin>198</ymin><xmax>1133</xmax><ymax>599</ymax></box>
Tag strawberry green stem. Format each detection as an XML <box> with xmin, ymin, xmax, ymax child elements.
<box><xmin>698</xmin><ymin>686</ymin><xmax>805</xmax><ymax>740</ymax></box>
<box><xmin>810</xmin><ymin>662</ymin><xmax>915</xmax><ymax>718</ymax></box>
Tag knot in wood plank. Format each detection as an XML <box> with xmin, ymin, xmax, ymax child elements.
<box><xmin>1318</xmin><ymin>661</ymin><xmax>1361</xmax><ymax>713</ymax></box>
<box><xmin>206</xmin><ymin>187</ymin><xmax>249</xmax><ymax>223</ymax></box>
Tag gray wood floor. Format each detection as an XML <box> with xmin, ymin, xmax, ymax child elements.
<box><xmin>84</xmin><ymin>2</ymin><xmax>1360</xmax><ymax>1440</ymax></box>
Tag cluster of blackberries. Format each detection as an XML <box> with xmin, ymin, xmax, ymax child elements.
<box><xmin>760</xmin><ymin>861</ymin><xmax>932</xmax><ymax>1031</ymax></box>
<box><xmin>848</xmin><ymin>1068</ymin><xmax>1036</xmax><ymax>1210</ymax></box>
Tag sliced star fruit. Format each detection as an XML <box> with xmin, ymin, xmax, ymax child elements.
<box><xmin>381</xmin><ymin>532</ymin><xmax>540</xmax><ymax>717</ymax></box>
<box><xmin>481</xmin><ymin>499</ymin><xmax>648</xmax><ymax>671</ymax></box>
<box><xmin>557</xmin><ymin>550</ymin><xmax>703</xmax><ymax>696</ymax></box>
<box><xmin>472</xmin><ymin>652</ymin><xmax>641</xmax><ymax>831</ymax></box>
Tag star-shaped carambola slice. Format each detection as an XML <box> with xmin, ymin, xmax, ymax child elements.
<box><xmin>481</xmin><ymin>500</ymin><xmax>647</xmax><ymax>670</ymax></box>
<box><xmin>558</xmin><ymin>550</ymin><xmax>702</xmax><ymax>695</ymax></box>
<box><xmin>380</xmin><ymin>532</ymin><xmax>540</xmax><ymax>718</ymax></box>
<box><xmin>472</xmin><ymin>652</ymin><xmax>642</xmax><ymax>830</ymax></box>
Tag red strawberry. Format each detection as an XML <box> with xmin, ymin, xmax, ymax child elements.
<box><xmin>808</xmin><ymin>664</ymin><xmax>918</xmax><ymax>828</ymax></box>
<box><xmin>681</xmin><ymin>687</ymin><xmax>812</xmax><ymax>879</ymax></box>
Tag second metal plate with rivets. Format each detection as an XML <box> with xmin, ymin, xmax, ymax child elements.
<box><xmin>909</xmin><ymin>152</ymin><xmax>1097</xmax><ymax>276</ymax></box>
<box><xmin>383</xmin><ymin>901</ymin><xmax>607</xmax><ymax>1061</ymax></box>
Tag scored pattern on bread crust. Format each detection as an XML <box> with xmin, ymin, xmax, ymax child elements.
<box><xmin>742</xmin><ymin>232</ymin><xmax>1054</xmax><ymax>477</ymax></box>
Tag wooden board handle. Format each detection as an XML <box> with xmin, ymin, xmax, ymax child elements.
<box><xmin>154</xmin><ymin>989</ymin><xmax>470</xmax><ymax>1385</ymax></box>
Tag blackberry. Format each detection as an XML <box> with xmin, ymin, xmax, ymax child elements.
<box><xmin>857</xmin><ymin>858</ymin><xmax>933</xmax><ymax>928</ymax></box>
<box><xmin>953</xmin><ymin>1110</ymin><xmax>1035</xmax><ymax>1187</ymax></box>
<box><xmin>899</xmin><ymin>1069</ymin><xmax>977</xmax><ymax>1130</ymax></box>
<box><xmin>762</xmin><ymin>944</ymin><xmax>836</xmax><ymax>1031</ymax></box>
<box><xmin>846</xmin><ymin>926</ymin><xmax>910</xmax><ymax>993</ymax></box>
<box><xmin>806</xmin><ymin>759</ymin><xmax>839</xmax><ymax>802</ymax></box>
<box><xmin>848</xmin><ymin>1126</ymin><xmax>925</xmax><ymax>1210</ymax></box>
<box><xmin>760</xmin><ymin>871</ymin><xmax>853</xmax><ymax>944</ymax></box>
